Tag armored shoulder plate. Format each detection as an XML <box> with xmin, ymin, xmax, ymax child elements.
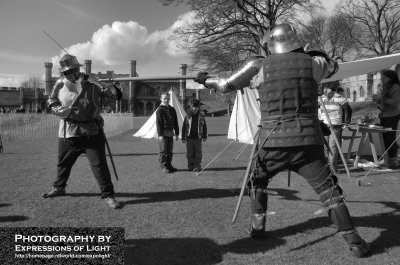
<box><xmin>306</xmin><ymin>49</ymin><xmax>339</xmax><ymax>78</ymax></box>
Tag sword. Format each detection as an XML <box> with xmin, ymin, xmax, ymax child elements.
<box><xmin>98</xmin><ymin>124</ymin><xmax>119</xmax><ymax>181</ymax></box>
<box><xmin>232</xmin><ymin>127</ymin><xmax>261</xmax><ymax>223</ymax></box>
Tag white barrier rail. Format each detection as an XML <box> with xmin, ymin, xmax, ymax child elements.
<box><xmin>0</xmin><ymin>114</ymin><xmax>134</xmax><ymax>141</ymax></box>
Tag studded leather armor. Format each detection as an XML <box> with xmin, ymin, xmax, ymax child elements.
<box><xmin>259</xmin><ymin>52</ymin><xmax>324</xmax><ymax>147</ymax></box>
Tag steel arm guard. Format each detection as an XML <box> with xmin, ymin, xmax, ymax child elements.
<box><xmin>204</xmin><ymin>55</ymin><xmax>265</xmax><ymax>93</ymax></box>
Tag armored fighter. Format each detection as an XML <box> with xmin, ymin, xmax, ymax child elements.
<box><xmin>194</xmin><ymin>23</ymin><xmax>371</xmax><ymax>258</ymax></box>
<box><xmin>43</xmin><ymin>54</ymin><xmax>123</xmax><ymax>209</ymax></box>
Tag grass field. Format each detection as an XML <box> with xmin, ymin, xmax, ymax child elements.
<box><xmin>1</xmin><ymin>115</ymin><xmax>400</xmax><ymax>265</ymax></box>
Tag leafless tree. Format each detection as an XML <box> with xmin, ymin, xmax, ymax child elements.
<box><xmin>299</xmin><ymin>13</ymin><xmax>361</xmax><ymax>62</ymax></box>
<box><xmin>336</xmin><ymin>0</ymin><xmax>400</xmax><ymax>57</ymax></box>
<box><xmin>159</xmin><ymin>0</ymin><xmax>323</xmax><ymax>57</ymax></box>
<box><xmin>20</xmin><ymin>74</ymin><xmax>44</xmax><ymax>89</ymax></box>
<box><xmin>160</xmin><ymin>0</ymin><xmax>322</xmax><ymax>114</ymax></box>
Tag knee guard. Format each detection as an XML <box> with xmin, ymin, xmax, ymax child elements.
<box><xmin>248</xmin><ymin>186</ymin><xmax>268</xmax><ymax>239</ymax></box>
<box><xmin>316</xmin><ymin>175</ymin><xmax>354</xmax><ymax>232</ymax></box>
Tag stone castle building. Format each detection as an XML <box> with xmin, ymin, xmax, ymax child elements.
<box><xmin>0</xmin><ymin>60</ymin><xmax>194</xmax><ymax>115</ymax></box>
<box><xmin>339</xmin><ymin>72</ymin><xmax>383</xmax><ymax>102</ymax></box>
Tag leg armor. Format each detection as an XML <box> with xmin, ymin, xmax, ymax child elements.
<box><xmin>316</xmin><ymin>175</ymin><xmax>371</xmax><ymax>257</ymax></box>
<box><xmin>341</xmin><ymin>229</ymin><xmax>371</xmax><ymax>258</ymax></box>
<box><xmin>248</xmin><ymin>186</ymin><xmax>268</xmax><ymax>239</ymax></box>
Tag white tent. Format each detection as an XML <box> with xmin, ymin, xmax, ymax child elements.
<box><xmin>227</xmin><ymin>53</ymin><xmax>400</xmax><ymax>144</ymax></box>
<box><xmin>228</xmin><ymin>87</ymin><xmax>261</xmax><ymax>144</ymax></box>
<box><xmin>133</xmin><ymin>90</ymin><xmax>186</xmax><ymax>139</ymax></box>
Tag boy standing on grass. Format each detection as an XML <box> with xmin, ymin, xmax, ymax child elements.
<box><xmin>156</xmin><ymin>91</ymin><xmax>179</xmax><ymax>173</ymax></box>
<box><xmin>182</xmin><ymin>99</ymin><xmax>208</xmax><ymax>172</ymax></box>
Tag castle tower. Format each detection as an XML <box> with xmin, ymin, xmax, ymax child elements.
<box><xmin>129</xmin><ymin>60</ymin><xmax>137</xmax><ymax>116</ymax></box>
<box><xmin>180</xmin><ymin>64</ymin><xmax>187</xmax><ymax>109</ymax></box>
<box><xmin>44</xmin><ymin>62</ymin><xmax>53</xmax><ymax>96</ymax></box>
<box><xmin>84</xmin><ymin>60</ymin><xmax>92</xmax><ymax>74</ymax></box>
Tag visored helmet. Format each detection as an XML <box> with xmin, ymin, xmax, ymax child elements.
<box><xmin>59</xmin><ymin>54</ymin><xmax>83</xmax><ymax>73</ymax></box>
<box><xmin>268</xmin><ymin>23</ymin><xmax>302</xmax><ymax>54</ymax></box>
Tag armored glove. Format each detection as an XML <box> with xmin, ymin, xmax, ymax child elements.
<box><xmin>194</xmin><ymin>72</ymin><xmax>209</xmax><ymax>84</ymax></box>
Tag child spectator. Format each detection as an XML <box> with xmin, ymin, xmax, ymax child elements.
<box><xmin>182</xmin><ymin>99</ymin><xmax>207</xmax><ymax>172</ymax></box>
<box><xmin>156</xmin><ymin>91</ymin><xmax>179</xmax><ymax>173</ymax></box>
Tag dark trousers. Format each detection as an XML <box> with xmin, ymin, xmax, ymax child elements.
<box><xmin>380</xmin><ymin>114</ymin><xmax>400</xmax><ymax>158</ymax></box>
<box><xmin>54</xmin><ymin>133</ymin><xmax>114</xmax><ymax>198</ymax></box>
<box><xmin>252</xmin><ymin>144</ymin><xmax>354</xmax><ymax>232</ymax></box>
<box><xmin>158</xmin><ymin>136</ymin><xmax>174</xmax><ymax>168</ymax></box>
<box><xmin>254</xmin><ymin>145</ymin><xmax>330</xmax><ymax>186</ymax></box>
<box><xmin>186</xmin><ymin>138</ymin><xmax>202</xmax><ymax>168</ymax></box>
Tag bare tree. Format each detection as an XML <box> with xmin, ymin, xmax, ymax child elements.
<box><xmin>299</xmin><ymin>13</ymin><xmax>361</xmax><ymax>62</ymax></box>
<box><xmin>159</xmin><ymin>0</ymin><xmax>323</xmax><ymax>56</ymax></box>
<box><xmin>337</xmin><ymin>0</ymin><xmax>400</xmax><ymax>57</ymax></box>
<box><xmin>20</xmin><ymin>74</ymin><xmax>44</xmax><ymax>89</ymax></box>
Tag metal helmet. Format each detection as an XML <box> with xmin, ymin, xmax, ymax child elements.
<box><xmin>268</xmin><ymin>23</ymin><xmax>302</xmax><ymax>54</ymax></box>
<box><xmin>59</xmin><ymin>54</ymin><xmax>83</xmax><ymax>73</ymax></box>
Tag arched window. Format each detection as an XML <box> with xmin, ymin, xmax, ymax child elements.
<box><xmin>353</xmin><ymin>90</ymin><xmax>356</xmax><ymax>102</ymax></box>
<box><xmin>146</xmin><ymin>101</ymin><xmax>153</xmax><ymax>115</ymax></box>
<box><xmin>346</xmin><ymin>88</ymin><xmax>350</xmax><ymax>99</ymax></box>
<box><xmin>360</xmin><ymin>86</ymin><xmax>364</xmax><ymax>98</ymax></box>
<box><xmin>137</xmin><ymin>101</ymin><xmax>144</xmax><ymax>115</ymax></box>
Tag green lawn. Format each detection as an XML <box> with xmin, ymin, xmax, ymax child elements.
<box><xmin>1</xmin><ymin>115</ymin><xmax>399</xmax><ymax>265</ymax></box>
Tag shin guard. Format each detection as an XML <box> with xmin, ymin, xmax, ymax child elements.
<box><xmin>317</xmin><ymin>175</ymin><xmax>371</xmax><ymax>257</ymax></box>
<box><xmin>249</xmin><ymin>187</ymin><xmax>268</xmax><ymax>239</ymax></box>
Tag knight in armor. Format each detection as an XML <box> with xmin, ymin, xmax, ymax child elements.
<box><xmin>194</xmin><ymin>23</ymin><xmax>371</xmax><ymax>257</ymax></box>
<box><xmin>42</xmin><ymin>54</ymin><xmax>123</xmax><ymax>209</ymax></box>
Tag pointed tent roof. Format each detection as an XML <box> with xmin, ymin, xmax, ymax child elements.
<box><xmin>228</xmin><ymin>87</ymin><xmax>261</xmax><ymax>144</ymax></box>
<box><xmin>133</xmin><ymin>90</ymin><xmax>186</xmax><ymax>139</ymax></box>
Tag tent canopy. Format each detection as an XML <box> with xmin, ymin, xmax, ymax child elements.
<box><xmin>133</xmin><ymin>90</ymin><xmax>186</xmax><ymax>139</ymax></box>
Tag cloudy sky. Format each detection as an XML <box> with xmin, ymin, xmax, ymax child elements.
<box><xmin>0</xmin><ymin>0</ymin><xmax>339</xmax><ymax>87</ymax></box>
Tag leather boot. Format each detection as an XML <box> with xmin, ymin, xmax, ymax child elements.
<box><xmin>248</xmin><ymin>187</ymin><xmax>268</xmax><ymax>239</ymax></box>
<box><xmin>342</xmin><ymin>230</ymin><xmax>371</xmax><ymax>258</ymax></box>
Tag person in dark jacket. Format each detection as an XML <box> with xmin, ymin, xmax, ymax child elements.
<box><xmin>156</xmin><ymin>91</ymin><xmax>179</xmax><ymax>173</ymax></box>
<box><xmin>182</xmin><ymin>99</ymin><xmax>207</xmax><ymax>172</ymax></box>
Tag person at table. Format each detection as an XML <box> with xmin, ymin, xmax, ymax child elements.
<box><xmin>371</xmin><ymin>70</ymin><xmax>400</xmax><ymax>168</ymax></box>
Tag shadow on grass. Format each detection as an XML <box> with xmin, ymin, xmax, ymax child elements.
<box><xmin>66</xmin><ymin>188</ymin><xmax>240</xmax><ymax>205</ymax></box>
<box><xmin>0</xmin><ymin>204</ymin><xmax>29</xmax><ymax>222</ymax></box>
<box><xmin>208</xmin><ymin>134</ymin><xmax>228</xmax><ymax>137</ymax></box>
<box><xmin>0</xmin><ymin>216</ymin><xmax>29</xmax><ymax>222</ymax></box>
<box><xmin>124</xmin><ymin>237</ymin><xmax>285</xmax><ymax>265</ymax></box>
<box><xmin>124</xmin><ymin>200</ymin><xmax>400</xmax><ymax>263</ymax></box>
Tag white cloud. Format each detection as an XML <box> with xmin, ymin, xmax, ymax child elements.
<box><xmin>0</xmin><ymin>76</ymin><xmax>24</xmax><ymax>87</ymax></box>
<box><xmin>51</xmin><ymin>12</ymin><xmax>196</xmax><ymax>73</ymax></box>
